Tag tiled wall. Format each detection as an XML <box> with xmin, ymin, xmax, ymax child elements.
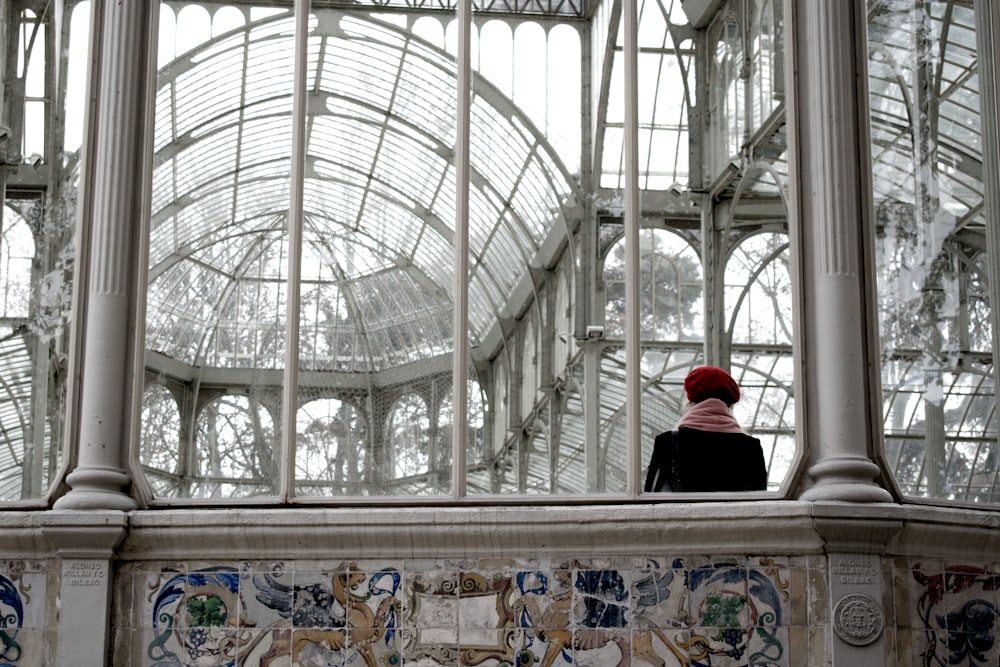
<box><xmin>890</xmin><ymin>559</ymin><xmax>1000</xmax><ymax>665</ymax></box>
<box><xmin>3</xmin><ymin>555</ymin><xmax>995</xmax><ymax>665</ymax></box>
<box><xmin>113</xmin><ymin>556</ymin><xmax>809</xmax><ymax>666</ymax></box>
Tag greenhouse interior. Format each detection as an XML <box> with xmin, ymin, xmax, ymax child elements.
<box><xmin>0</xmin><ymin>0</ymin><xmax>997</xmax><ymax>665</ymax></box>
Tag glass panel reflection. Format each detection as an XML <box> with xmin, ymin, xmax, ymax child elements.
<box><xmin>868</xmin><ymin>0</ymin><xmax>997</xmax><ymax>503</ymax></box>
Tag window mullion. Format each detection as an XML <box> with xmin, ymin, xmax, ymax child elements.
<box><xmin>623</xmin><ymin>0</ymin><xmax>641</xmax><ymax>495</ymax></box>
<box><xmin>975</xmin><ymin>0</ymin><xmax>1000</xmax><ymax>415</ymax></box>
<box><xmin>452</xmin><ymin>0</ymin><xmax>472</xmax><ymax>499</ymax></box>
<box><xmin>281</xmin><ymin>0</ymin><xmax>311</xmax><ymax>502</ymax></box>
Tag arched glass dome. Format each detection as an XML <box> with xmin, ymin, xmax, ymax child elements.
<box><xmin>145</xmin><ymin>11</ymin><xmax>581</xmax><ymax>376</ymax></box>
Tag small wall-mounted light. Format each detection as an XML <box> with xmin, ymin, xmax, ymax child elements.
<box><xmin>668</xmin><ymin>182</ymin><xmax>686</xmax><ymax>197</ymax></box>
<box><xmin>27</xmin><ymin>153</ymin><xmax>42</xmax><ymax>169</ymax></box>
<box><xmin>586</xmin><ymin>325</ymin><xmax>604</xmax><ymax>339</ymax></box>
<box><xmin>0</xmin><ymin>125</ymin><xmax>10</xmax><ymax>141</ymax></box>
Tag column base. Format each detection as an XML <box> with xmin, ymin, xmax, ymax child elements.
<box><xmin>54</xmin><ymin>466</ymin><xmax>137</xmax><ymax>511</ymax></box>
<box><xmin>799</xmin><ymin>457</ymin><xmax>894</xmax><ymax>502</ymax></box>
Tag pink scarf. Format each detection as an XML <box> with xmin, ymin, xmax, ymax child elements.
<box><xmin>676</xmin><ymin>398</ymin><xmax>745</xmax><ymax>434</ymax></box>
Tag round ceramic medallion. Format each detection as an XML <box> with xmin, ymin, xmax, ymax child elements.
<box><xmin>833</xmin><ymin>593</ymin><xmax>884</xmax><ymax>646</ymax></box>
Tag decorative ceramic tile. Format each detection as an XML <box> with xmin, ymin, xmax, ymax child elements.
<box><xmin>287</xmin><ymin>628</ymin><xmax>345</xmax><ymax>667</ymax></box>
<box><xmin>910</xmin><ymin>561</ymin><xmax>1000</xmax><ymax>665</ymax></box>
<box><xmin>572</xmin><ymin>567</ymin><xmax>630</xmax><ymax>630</ymax></box>
<box><xmin>747</xmin><ymin>558</ymin><xmax>790</xmax><ymax>629</ymax></box>
<box><xmin>401</xmin><ymin>626</ymin><xmax>457</xmax><ymax>666</ymax></box>
<box><xmin>235</xmin><ymin>628</ymin><xmax>292</xmax><ymax>666</ymax></box>
<box><xmin>515</xmin><ymin>568</ymin><xmax>570</xmax><ymax>632</ymax></box>
<box><xmin>454</xmin><ymin>571</ymin><xmax>517</xmax><ymax>665</ymax></box>
<box><xmin>348</xmin><ymin>566</ymin><xmax>402</xmax><ymax>631</ymax></box>
<box><xmin>568</xmin><ymin>628</ymin><xmax>628</xmax><ymax>666</ymax></box>
<box><xmin>685</xmin><ymin>564</ymin><xmax>751</xmax><ymax>630</ymax></box>
<box><xmin>239</xmin><ymin>565</ymin><xmax>293</xmax><ymax>629</ymax></box>
<box><xmin>630</xmin><ymin>561</ymin><xmax>687</xmax><ymax>630</ymax></box>
<box><xmin>630</xmin><ymin>627</ymin><xmax>690</xmax><ymax>666</ymax></box>
<box><xmin>687</xmin><ymin>626</ymin><xmax>754</xmax><ymax>667</ymax></box>
<box><xmin>749</xmin><ymin>555</ymin><xmax>790</xmax><ymax>569</ymax></box>
<box><xmin>0</xmin><ymin>570</ymin><xmax>47</xmax><ymax>666</ymax></box>
<box><xmin>291</xmin><ymin>568</ymin><xmax>348</xmax><ymax>630</ymax></box>
<box><xmin>140</xmin><ymin>566</ymin><xmax>251</xmax><ymax>666</ymax></box>
<box><xmin>745</xmin><ymin>624</ymin><xmax>788</xmax><ymax>667</ymax></box>
<box><xmin>405</xmin><ymin>567</ymin><xmax>459</xmax><ymax>630</ymax></box>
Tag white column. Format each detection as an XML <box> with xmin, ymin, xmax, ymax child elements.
<box><xmin>55</xmin><ymin>0</ymin><xmax>156</xmax><ymax>510</ymax></box>
<box><xmin>787</xmin><ymin>0</ymin><xmax>892</xmax><ymax>502</ymax></box>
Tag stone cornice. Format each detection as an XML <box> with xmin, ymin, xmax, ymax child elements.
<box><xmin>3</xmin><ymin>502</ymin><xmax>998</xmax><ymax>563</ymax></box>
<box><xmin>119</xmin><ymin>502</ymin><xmax>823</xmax><ymax>561</ymax></box>
<box><xmin>116</xmin><ymin>501</ymin><xmax>998</xmax><ymax>562</ymax></box>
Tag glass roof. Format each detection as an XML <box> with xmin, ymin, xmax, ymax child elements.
<box><xmin>146</xmin><ymin>10</ymin><xmax>581</xmax><ymax>373</ymax></box>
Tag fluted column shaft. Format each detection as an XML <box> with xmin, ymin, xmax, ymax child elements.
<box><xmin>56</xmin><ymin>0</ymin><xmax>156</xmax><ymax>510</ymax></box>
<box><xmin>789</xmin><ymin>1</ymin><xmax>892</xmax><ymax>502</ymax></box>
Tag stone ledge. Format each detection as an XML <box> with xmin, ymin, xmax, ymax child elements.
<box><xmin>2</xmin><ymin>502</ymin><xmax>998</xmax><ymax>563</ymax></box>
<box><xmin>123</xmin><ymin>501</ymin><xmax>813</xmax><ymax>560</ymax></box>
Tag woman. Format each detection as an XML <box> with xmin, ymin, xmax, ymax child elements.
<box><xmin>644</xmin><ymin>365</ymin><xmax>768</xmax><ymax>492</ymax></box>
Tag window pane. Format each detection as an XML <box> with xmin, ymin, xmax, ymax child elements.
<box><xmin>142</xmin><ymin>3</ymin><xmax>292</xmax><ymax>499</ymax></box>
<box><xmin>868</xmin><ymin>1</ymin><xmax>998</xmax><ymax>504</ymax></box>
<box><xmin>0</xmin><ymin>3</ymin><xmax>86</xmax><ymax>501</ymax></box>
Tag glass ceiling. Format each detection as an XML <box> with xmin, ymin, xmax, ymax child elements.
<box><xmin>146</xmin><ymin>10</ymin><xmax>581</xmax><ymax>374</ymax></box>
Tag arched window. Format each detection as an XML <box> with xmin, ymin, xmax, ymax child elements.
<box><xmin>139</xmin><ymin>383</ymin><xmax>182</xmax><ymax>496</ymax></box>
<box><xmin>295</xmin><ymin>397</ymin><xmax>367</xmax><ymax>497</ymax></box>
<box><xmin>604</xmin><ymin>229</ymin><xmax>703</xmax><ymax>340</ymax></box>
<box><xmin>385</xmin><ymin>394</ymin><xmax>431</xmax><ymax>484</ymax></box>
<box><xmin>726</xmin><ymin>232</ymin><xmax>795</xmax><ymax>490</ymax></box>
<box><xmin>725</xmin><ymin>232</ymin><xmax>792</xmax><ymax>347</ymax></box>
<box><xmin>194</xmin><ymin>394</ymin><xmax>277</xmax><ymax>498</ymax></box>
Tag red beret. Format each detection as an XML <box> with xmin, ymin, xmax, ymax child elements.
<box><xmin>684</xmin><ymin>366</ymin><xmax>740</xmax><ymax>405</ymax></box>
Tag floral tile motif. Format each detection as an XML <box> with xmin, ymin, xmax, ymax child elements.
<box><xmin>685</xmin><ymin>565</ymin><xmax>751</xmax><ymax>629</ymax></box>
<box><xmin>912</xmin><ymin>562</ymin><xmax>1000</xmax><ymax>666</ymax></box>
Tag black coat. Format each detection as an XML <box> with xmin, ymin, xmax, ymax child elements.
<box><xmin>644</xmin><ymin>427</ymin><xmax>768</xmax><ymax>492</ymax></box>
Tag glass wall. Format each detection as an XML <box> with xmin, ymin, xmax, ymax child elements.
<box><xmin>868</xmin><ymin>0</ymin><xmax>999</xmax><ymax>504</ymax></box>
<box><xmin>131</xmin><ymin>0</ymin><xmax>798</xmax><ymax>501</ymax></box>
<box><xmin>0</xmin><ymin>1</ymin><xmax>89</xmax><ymax>500</ymax></box>
<box><xmin>0</xmin><ymin>0</ymin><xmax>808</xmax><ymax>503</ymax></box>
